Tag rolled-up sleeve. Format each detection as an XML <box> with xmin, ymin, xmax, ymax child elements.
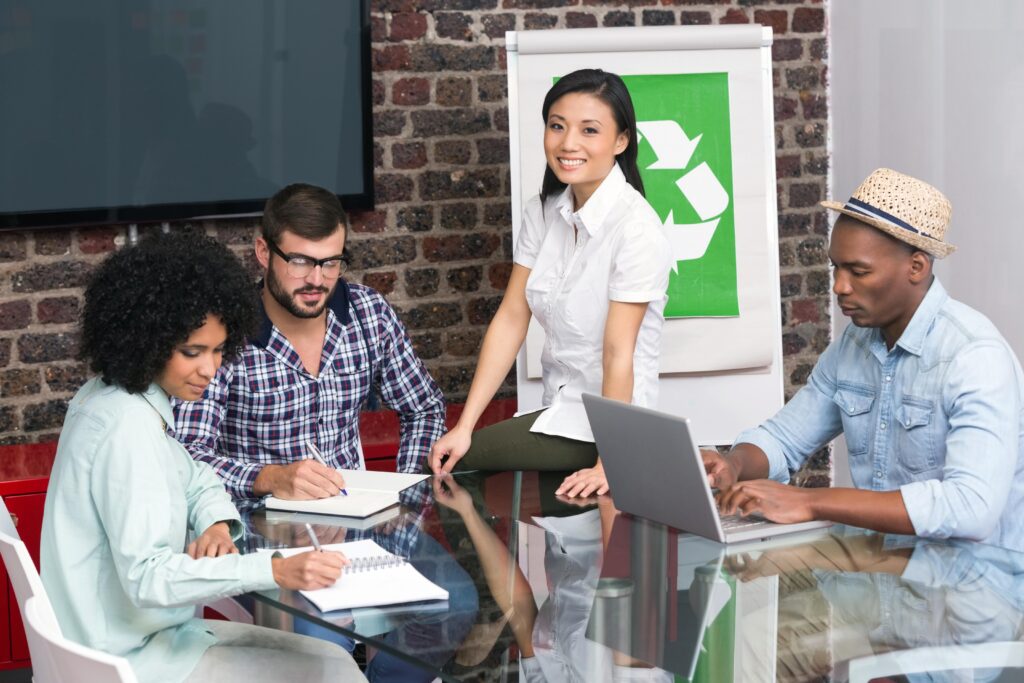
<box><xmin>900</xmin><ymin>341</ymin><xmax>1019</xmax><ymax>542</ymax></box>
<box><xmin>734</xmin><ymin>339</ymin><xmax>844</xmax><ymax>482</ymax></box>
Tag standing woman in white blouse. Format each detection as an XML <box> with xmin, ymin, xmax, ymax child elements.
<box><xmin>429</xmin><ymin>69</ymin><xmax>673</xmax><ymax>498</ymax></box>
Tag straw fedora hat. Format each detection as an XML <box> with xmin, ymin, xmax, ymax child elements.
<box><xmin>820</xmin><ymin>168</ymin><xmax>956</xmax><ymax>258</ymax></box>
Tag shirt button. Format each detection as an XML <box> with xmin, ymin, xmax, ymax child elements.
<box><xmin>884</xmin><ymin>375</ymin><xmax>892</xmax><ymax>382</ymax></box>
<box><xmin>880</xmin><ymin>422</ymin><xmax>887</xmax><ymax>430</ymax></box>
<box><xmin>875</xmin><ymin>470</ymin><xmax>883</xmax><ymax>478</ymax></box>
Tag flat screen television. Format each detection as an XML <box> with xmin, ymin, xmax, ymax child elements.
<box><xmin>0</xmin><ymin>0</ymin><xmax>373</xmax><ymax>230</ymax></box>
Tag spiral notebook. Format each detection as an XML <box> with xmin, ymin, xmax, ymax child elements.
<box><xmin>267</xmin><ymin>539</ymin><xmax>449</xmax><ymax>612</ymax></box>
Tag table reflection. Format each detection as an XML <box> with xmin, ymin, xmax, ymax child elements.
<box><xmin>235</xmin><ymin>470</ymin><xmax>1024</xmax><ymax>682</ymax></box>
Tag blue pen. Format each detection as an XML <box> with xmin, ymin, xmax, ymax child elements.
<box><xmin>306</xmin><ymin>439</ymin><xmax>348</xmax><ymax>496</ymax></box>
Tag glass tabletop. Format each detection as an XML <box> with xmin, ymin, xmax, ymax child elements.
<box><xmin>238</xmin><ymin>470</ymin><xmax>1024</xmax><ymax>682</ymax></box>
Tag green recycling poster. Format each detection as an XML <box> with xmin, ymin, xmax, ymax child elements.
<box><xmin>624</xmin><ymin>73</ymin><xmax>738</xmax><ymax>319</ymax></box>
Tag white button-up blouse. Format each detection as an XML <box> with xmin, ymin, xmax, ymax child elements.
<box><xmin>515</xmin><ymin>164</ymin><xmax>673</xmax><ymax>442</ymax></box>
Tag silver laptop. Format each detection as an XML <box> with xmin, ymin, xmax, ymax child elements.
<box><xmin>582</xmin><ymin>393</ymin><xmax>831</xmax><ymax>544</ymax></box>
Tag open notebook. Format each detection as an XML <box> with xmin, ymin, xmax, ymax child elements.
<box><xmin>264</xmin><ymin>470</ymin><xmax>429</xmax><ymax>519</ymax></box>
<box><xmin>267</xmin><ymin>539</ymin><xmax>449</xmax><ymax>612</ymax></box>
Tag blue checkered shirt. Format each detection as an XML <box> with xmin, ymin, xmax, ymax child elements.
<box><xmin>173</xmin><ymin>280</ymin><xmax>446</xmax><ymax>502</ymax></box>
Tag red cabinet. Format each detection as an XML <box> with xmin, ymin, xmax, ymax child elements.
<box><xmin>0</xmin><ymin>443</ymin><xmax>56</xmax><ymax>671</ymax></box>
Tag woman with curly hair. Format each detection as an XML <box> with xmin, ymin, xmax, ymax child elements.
<box><xmin>39</xmin><ymin>231</ymin><xmax>366</xmax><ymax>683</ymax></box>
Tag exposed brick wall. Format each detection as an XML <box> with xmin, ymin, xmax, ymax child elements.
<box><xmin>0</xmin><ymin>0</ymin><xmax>831</xmax><ymax>487</ymax></box>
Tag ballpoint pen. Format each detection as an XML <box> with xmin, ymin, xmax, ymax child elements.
<box><xmin>306</xmin><ymin>439</ymin><xmax>348</xmax><ymax>496</ymax></box>
<box><xmin>304</xmin><ymin>523</ymin><xmax>323</xmax><ymax>552</ymax></box>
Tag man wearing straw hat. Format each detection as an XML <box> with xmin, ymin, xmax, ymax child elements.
<box><xmin>704</xmin><ymin>168</ymin><xmax>1024</xmax><ymax>551</ymax></box>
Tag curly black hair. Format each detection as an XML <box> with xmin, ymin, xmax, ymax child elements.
<box><xmin>79</xmin><ymin>229</ymin><xmax>259</xmax><ymax>393</ymax></box>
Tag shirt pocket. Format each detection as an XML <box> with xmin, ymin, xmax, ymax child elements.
<box><xmin>895</xmin><ymin>395</ymin><xmax>937</xmax><ymax>474</ymax></box>
<box><xmin>833</xmin><ymin>385</ymin><xmax>876</xmax><ymax>456</ymax></box>
<box><xmin>322</xmin><ymin>355</ymin><xmax>370</xmax><ymax>415</ymax></box>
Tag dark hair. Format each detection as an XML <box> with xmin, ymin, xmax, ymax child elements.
<box><xmin>539</xmin><ymin>69</ymin><xmax>644</xmax><ymax>203</ymax></box>
<box><xmin>80</xmin><ymin>230</ymin><xmax>259</xmax><ymax>393</ymax></box>
<box><xmin>262</xmin><ymin>183</ymin><xmax>347</xmax><ymax>243</ymax></box>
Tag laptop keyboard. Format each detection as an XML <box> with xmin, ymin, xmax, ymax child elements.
<box><xmin>719</xmin><ymin>513</ymin><xmax>771</xmax><ymax>530</ymax></box>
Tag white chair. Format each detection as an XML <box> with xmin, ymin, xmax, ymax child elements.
<box><xmin>23</xmin><ymin>596</ymin><xmax>137</xmax><ymax>683</ymax></box>
<box><xmin>0</xmin><ymin>496</ymin><xmax>62</xmax><ymax>681</ymax></box>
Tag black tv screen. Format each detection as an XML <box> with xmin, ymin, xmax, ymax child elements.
<box><xmin>0</xmin><ymin>0</ymin><xmax>372</xmax><ymax>229</ymax></box>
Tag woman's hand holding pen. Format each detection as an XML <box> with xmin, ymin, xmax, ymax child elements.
<box><xmin>271</xmin><ymin>551</ymin><xmax>349</xmax><ymax>591</ymax></box>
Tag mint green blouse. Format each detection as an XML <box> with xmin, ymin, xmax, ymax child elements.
<box><xmin>41</xmin><ymin>378</ymin><xmax>277</xmax><ymax>683</ymax></box>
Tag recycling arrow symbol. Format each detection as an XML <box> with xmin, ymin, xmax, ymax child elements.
<box><xmin>636</xmin><ymin>120</ymin><xmax>730</xmax><ymax>273</ymax></box>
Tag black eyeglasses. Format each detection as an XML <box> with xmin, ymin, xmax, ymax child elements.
<box><xmin>267</xmin><ymin>239</ymin><xmax>347</xmax><ymax>280</ymax></box>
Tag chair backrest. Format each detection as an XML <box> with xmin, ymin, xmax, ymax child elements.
<box><xmin>23</xmin><ymin>596</ymin><xmax>138</xmax><ymax>683</ymax></box>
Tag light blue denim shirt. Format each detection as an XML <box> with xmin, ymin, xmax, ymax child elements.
<box><xmin>41</xmin><ymin>378</ymin><xmax>277</xmax><ymax>683</ymax></box>
<box><xmin>736</xmin><ymin>278</ymin><xmax>1024</xmax><ymax>552</ymax></box>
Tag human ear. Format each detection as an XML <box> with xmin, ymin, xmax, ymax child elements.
<box><xmin>908</xmin><ymin>251</ymin><xmax>932</xmax><ymax>284</ymax></box>
<box><xmin>254</xmin><ymin>235</ymin><xmax>271</xmax><ymax>271</ymax></box>
<box><xmin>614</xmin><ymin>130</ymin><xmax>629</xmax><ymax>156</ymax></box>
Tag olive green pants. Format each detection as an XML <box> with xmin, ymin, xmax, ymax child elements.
<box><xmin>454</xmin><ymin>410</ymin><xmax>598</xmax><ymax>472</ymax></box>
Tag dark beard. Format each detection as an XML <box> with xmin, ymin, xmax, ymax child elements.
<box><xmin>266</xmin><ymin>267</ymin><xmax>332</xmax><ymax>319</ymax></box>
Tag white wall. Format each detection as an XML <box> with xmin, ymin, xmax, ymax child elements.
<box><xmin>830</xmin><ymin>0</ymin><xmax>1024</xmax><ymax>485</ymax></box>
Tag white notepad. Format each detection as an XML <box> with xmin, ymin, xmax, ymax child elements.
<box><xmin>264</xmin><ymin>470</ymin><xmax>429</xmax><ymax>519</ymax></box>
<box><xmin>268</xmin><ymin>539</ymin><xmax>449</xmax><ymax>612</ymax></box>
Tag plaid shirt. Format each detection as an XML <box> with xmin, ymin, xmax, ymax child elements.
<box><xmin>173</xmin><ymin>280</ymin><xmax>445</xmax><ymax>501</ymax></box>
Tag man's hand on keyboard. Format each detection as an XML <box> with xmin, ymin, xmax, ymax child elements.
<box><xmin>716</xmin><ymin>479</ymin><xmax>817</xmax><ymax>524</ymax></box>
<box><xmin>701</xmin><ymin>449</ymin><xmax>739</xmax><ymax>490</ymax></box>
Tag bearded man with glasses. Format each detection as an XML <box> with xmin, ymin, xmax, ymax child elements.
<box><xmin>172</xmin><ymin>184</ymin><xmax>473</xmax><ymax>682</ymax></box>
<box><xmin>173</xmin><ymin>182</ymin><xmax>445</xmax><ymax>502</ymax></box>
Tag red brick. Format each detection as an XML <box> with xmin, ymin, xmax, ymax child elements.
<box><xmin>392</xmin><ymin>142</ymin><xmax>427</xmax><ymax>169</ymax></box>
<box><xmin>363</xmin><ymin>271</ymin><xmax>397</xmax><ymax>295</ymax></box>
<box><xmin>37</xmin><ymin>297</ymin><xmax>80</xmax><ymax>324</ymax></box>
<box><xmin>349</xmin><ymin>210</ymin><xmax>387</xmax><ymax>234</ymax></box>
<box><xmin>776</xmin><ymin>154</ymin><xmax>801</xmax><ymax>179</ymax></box>
<box><xmin>775</xmin><ymin>95</ymin><xmax>798</xmax><ymax>121</ymax></box>
<box><xmin>389</xmin><ymin>12</ymin><xmax>427</xmax><ymax>41</ymax></box>
<box><xmin>791</xmin><ymin>298</ymin><xmax>820</xmax><ymax>324</ymax></box>
<box><xmin>392</xmin><ymin>77</ymin><xmax>430</xmax><ymax>106</ymax></box>
<box><xmin>680</xmin><ymin>11</ymin><xmax>712</xmax><ymax>26</ymax></box>
<box><xmin>0</xmin><ymin>300</ymin><xmax>31</xmax><ymax>330</ymax></box>
<box><xmin>566</xmin><ymin>12</ymin><xmax>597</xmax><ymax>28</ymax></box>
<box><xmin>78</xmin><ymin>227</ymin><xmax>118</xmax><ymax>254</ymax></box>
<box><xmin>372</xmin><ymin>45</ymin><xmax>411</xmax><ymax>71</ymax></box>
<box><xmin>720</xmin><ymin>8</ymin><xmax>749</xmax><ymax>24</ymax></box>
<box><xmin>488</xmin><ymin>262</ymin><xmax>512</xmax><ymax>290</ymax></box>
<box><xmin>754</xmin><ymin>9</ymin><xmax>787</xmax><ymax>35</ymax></box>
<box><xmin>792</xmin><ymin>7</ymin><xmax>824</xmax><ymax>33</ymax></box>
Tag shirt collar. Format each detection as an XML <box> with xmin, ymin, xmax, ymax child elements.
<box><xmin>251</xmin><ymin>278</ymin><xmax>353</xmax><ymax>349</ymax></box>
<box><xmin>894</xmin><ymin>277</ymin><xmax>948</xmax><ymax>357</ymax></box>
<box><xmin>141</xmin><ymin>383</ymin><xmax>176</xmax><ymax>431</ymax></box>
<box><xmin>556</xmin><ymin>163</ymin><xmax>628</xmax><ymax>237</ymax></box>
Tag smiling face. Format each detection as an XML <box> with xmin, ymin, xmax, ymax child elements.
<box><xmin>156</xmin><ymin>315</ymin><xmax>227</xmax><ymax>401</ymax></box>
<box><xmin>543</xmin><ymin>92</ymin><xmax>629</xmax><ymax>209</ymax></box>
<box><xmin>829</xmin><ymin>215</ymin><xmax>932</xmax><ymax>345</ymax></box>
<box><xmin>255</xmin><ymin>225</ymin><xmax>346</xmax><ymax>320</ymax></box>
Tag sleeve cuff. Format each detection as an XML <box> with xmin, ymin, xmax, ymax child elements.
<box><xmin>193</xmin><ymin>500</ymin><xmax>242</xmax><ymax>539</ymax></box>
<box><xmin>242</xmin><ymin>552</ymin><xmax>279</xmax><ymax>592</ymax></box>
<box><xmin>899</xmin><ymin>479</ymin><xmax>934</xmax><ymax>536</ymax></box>
<box><xmin>513</xmin><ymin>255</ymin><xmax>535</xmax><ymax>270</ymax></box>
<box><xmin>608</xmin><ymin>287</ymin><xmax>666</xmax><ymax>303</ymax></box>
<box><xmin>733</xmin><ymin>427</ymin><xmax>791</xmax><ymax>483</ymax></box>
